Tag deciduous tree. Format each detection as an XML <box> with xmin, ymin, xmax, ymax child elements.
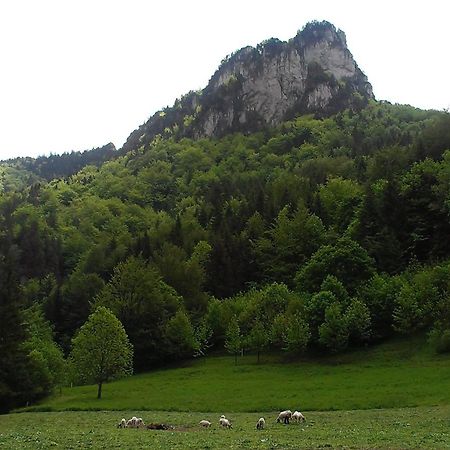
<box><xmin>225</xmin><ymin>316</ymin><xmax>242</xmax><ymax>365</ymax></box>
<box><xmin>70</xmin><ymin>307</ymin><xmax>133</xmax><ymax>399</ymax></box>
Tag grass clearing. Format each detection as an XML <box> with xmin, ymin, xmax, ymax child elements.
<box><xmin>1</xmin><ymin>407</ymin><xmax>449</xmax><ymax>449</ymax></box>
<box><xmin>23</xmin><ymin>336</ymin><xmax>450</xmax><ymax>413</ymax></box>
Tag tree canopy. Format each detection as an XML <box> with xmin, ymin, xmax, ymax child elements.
<box><xmin>70</xmin><ymin>307</ymin><xmax>133</xmax><ymax>399</ymax></box>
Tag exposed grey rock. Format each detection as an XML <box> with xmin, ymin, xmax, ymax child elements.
<box><xmin>122</xmin><ymin>21</ymin><xmax>374</xmax><ymax>154</ymax></box>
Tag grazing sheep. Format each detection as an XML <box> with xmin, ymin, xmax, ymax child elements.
<box><xmin>126</xmin><ymin>418</ymin><xmax>134</xmax><ymax>428</ymax></box>
<box><xmin>276</xmin><ymin>410</ymin><xmax>292</xmax><ymax>424</ymax></box>
<box><xmin>136</xmin><ymin>417</ymin><xmax>145</xmax><ymax>428</ymax></box>
<box><xmin>126</xmin><ymin>416</ymin><xmax>138</xmax><ymax>428</ymax></box>
<box><xmin>219</xmin><ymin>415</ymin><xmax>232</xmax><ymax>428</ymax></box>
<box><xmin>256</xmin><ymin>417</ymin><xmax>265</xmax><ymax>430</ymax></box>
<box><xmin>292</xmin><ymin>411</ymin><xmax>306</xmax><ymax>423</ymax></box>
<box><xmin>117</xmin><ymin>418</ymin><xmax>127</xmax><ymax>428</ymax></box>
<box><xmin>199</xmin><ymin>420</ymin><xmax>211</xmax><ymax>428</ymax></box>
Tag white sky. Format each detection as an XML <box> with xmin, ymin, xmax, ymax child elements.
<box><xmin>0</xmin><ymin>0</ymin><xmax>449</xmax><ymax>160</ymax></box>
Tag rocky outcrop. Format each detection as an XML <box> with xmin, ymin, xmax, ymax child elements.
<box><xmin>122</xmin><ymin>21</ymin><xmax>373</xmax><ymax>153</ymax></box>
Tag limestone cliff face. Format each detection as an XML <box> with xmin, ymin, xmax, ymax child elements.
<box><xmin>122</xmin><ymin>21</ymin><xmax>373</xmax><ymax>153</ymax></box>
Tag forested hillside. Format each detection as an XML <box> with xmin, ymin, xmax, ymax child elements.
<box><xmin>0</xmin><ymin>143</ymin><xmax>116</xmax><ymax>192</ymax></box>
<box><xmin>1</xmin><ymin>99</ymin><xmax>450</xmax><ymax>411</ymax></box>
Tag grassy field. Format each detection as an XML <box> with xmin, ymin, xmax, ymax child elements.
<box><xmin>3</xmin><ymin>337</ymin><xmax>449</xmax><ymax>448</ymax></box>
<box><xmin>1</xmin><ymin>407</ymin><xmax>449</xmax><ymax>449</ymax></box>
<box><xmin>22</xmin><ymin>336</ymin><xmax>450</xmax><ymax>413</ymax></box>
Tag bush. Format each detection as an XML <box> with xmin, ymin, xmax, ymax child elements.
<box><xmin>428</xmin><ymin>326</ymin><xmax>450</xmax><ymax>353</ymax></box>
<box><xmin>428</xmin><ymin>296</ymin><xmax>450</xmax><ymax>353</ymax></box>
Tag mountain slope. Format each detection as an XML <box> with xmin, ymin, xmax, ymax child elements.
<box><xmin>122</xmin><ymin>21</ymin><xmax>373</xmax><ymax>154</ymax></box>
<box><xmin>0</xmin><ymin>143</ymin><xmax>116</xmax><ymax>191</ymax></box>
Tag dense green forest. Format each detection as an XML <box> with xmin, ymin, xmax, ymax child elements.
<box><xmin>0</xmin><ymin>143</ymin><xmax>116</xmax><ymax>192</ymax></box>
<box><xmin>1</xmin><ymin>100</ymin><xmax>450</xmax><ymax>411</ymax></box>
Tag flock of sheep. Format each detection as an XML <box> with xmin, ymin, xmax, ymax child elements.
<box><xmin>117</xmin><ymin>409</ymin><xmax>305</xmax><ymax>431</ymax></box>
<box><xmin>117</xmin><ymin>417</ymin><xmax>145</xmax><ymax>429</ymax></box>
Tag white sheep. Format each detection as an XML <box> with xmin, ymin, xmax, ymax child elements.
<box><xmin>256</xmin><ymin>417</ymin><xmax>265</xmax><ymax>430</ymax></box>
<box><xmin>136</xmin><ymin>417</ymin><xmax>145</xmax><ymax>428</ymax></box>
<box><xmin>292</xmin><ymin>411</ymin><xmax>306</xmax><ymax>423</ymax></box>
<box><xmin>199</xmin><ymin>420</ymin><xmax>211</xmax><ymax>427</ymax></box>
<box><xmin>126</xmin><ymin>416</ymin><xmax>138</xmax><ymax>428</ymax></box>
<box><xmin>276</xmin><ymin>410</ymin><xmax>292</xmax><ymax>424</ymax></box>
<box><xmin>117</xmin><ymin>418</ymin><xmax>127</xmax><ymax>428</ymax></box>
<box><xmin>219</xmin><ymin>415</ymin><xmax>232</xmax><ymax>428</ymax></box>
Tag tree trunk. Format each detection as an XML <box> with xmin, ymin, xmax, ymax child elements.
<box><xmin>234</xmin><ymin>352</ymin><xmax>237</xmax><ymax>365</ymax></box>
<box><xmin>97</xmin><ymin>381</ymin><xmax>102</xmax><ymax>399</ymax></box>
<box><xmin>257</xmin><ymin>350</ymin><xmax>260</xmax><ymax>364</ymax></box>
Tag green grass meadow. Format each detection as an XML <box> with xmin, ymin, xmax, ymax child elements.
<box><xmin>1</xmin><ymin>407</ymin><xmax>449</xmax><ymax>449</ymax></box>
<box><xmin>23</xmin><ymin>336</ymin><xmax>450</xmax><ymax>413</ymax></box>
<box><xmin>2</xmin><ymin>336</ymin><xmax>450</xmax><ymax>449</ymax></box>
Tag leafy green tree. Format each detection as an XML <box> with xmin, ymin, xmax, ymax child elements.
<box><xmin>271</xmin><ymin>313</ymin><xmax>288</xmax><ymax>349</ymax></box>
<box><xmin>296</xmin><ymin>237</ymin><xmax>375</xmax><ymax>294</ymax></box>
<box><xmin>70</xmin><ymin>306</ymin><xmax>133</xmax><ymax>399</ymax></box>
<box><xmin>306</xmin><ymin>290</ymin><xmax>337</xmax><ymax>342</ymax></box>
<box><xmin>165</xmin><ymin>310</ymin><xmax>197</xmax><ymax>359</ymax></box>
<box><xmin>205</xmin><ymin>298</ymin><xmax>228</xmax><ymax>346</ymax></box>
<box><xmin>298</xmin><ymin>156</ymin><xmax>355</xmax><ymax>187</ymax></box>
<box><xmin>283</xmin><ymin>313</ymin><xmax>310</xmax><ymax>355</ymax></box>
<box><xmin>225</xmin><ymin>316</ymin><xmax>242</xmax><ymax>365</ymax></box>
<box><xmin>194</xmin><ymin>320</ymin><xmax>213</xmax><ymax>358</ymax></box>
<box><xmin>254</xmin><ymin>204</ymin><xmax>325</xmax><ymax>285</ymax></box>
<box><xmin>317</xmin><ymin>176</ymin><xmax>362</xmax><ymax>232</ymax></box>
<box><xmin>248</xmin><ymin>320</ymin><xmax>268</xmax><ymax>363</ymax></box>
<box><xmin>366</xmin><ymin>146</ymin><xmax>412</xmax><ymax>182</ymax></box>
<box><xmin>392</xmin><ymin>283</ymin><xmax>424</xmax><ymax>334</ymax></box>
<box><xmin>238</xmin><ymin>283</ymin><xmax>295</xmax><ymax>332</ymax></box>
<box><xmin>356</xmin><ymin>274</ymin><xmax>402</xmax><ymax>340</ymax></box>
<box><xmin>320</xmin><ymin>275</ymin><xmax>350</xmax><ymax>306</ymax></box>
<box><xmin>94</xmin><ymin>256</ymin><xmax>181</xmax><ymax>369</ymax></box>
<box><xmin>345</xmin><ymin>299</ymin><xmax>371</xmax><ymax>344</ymax></box>
<box><xmin>406</xmin><ymin>266</ymin><xmax>445</xmax><ymax>327</ymax></box>
<box><xmin>319</xmin><ymin>303</ymin><xmax>349</xmax><ymax>353</ymax></box>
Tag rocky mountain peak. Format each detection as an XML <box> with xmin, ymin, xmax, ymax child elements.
<box><xmin>122</xmin><ymin>21</ymin><xmax>374</xmax><ymax>154</ymax></box>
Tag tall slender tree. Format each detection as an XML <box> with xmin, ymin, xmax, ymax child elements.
<box><xmin>225</xmin><ymin>316</ymin><xmax>242</xmax><ymax>365</ymax></box>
